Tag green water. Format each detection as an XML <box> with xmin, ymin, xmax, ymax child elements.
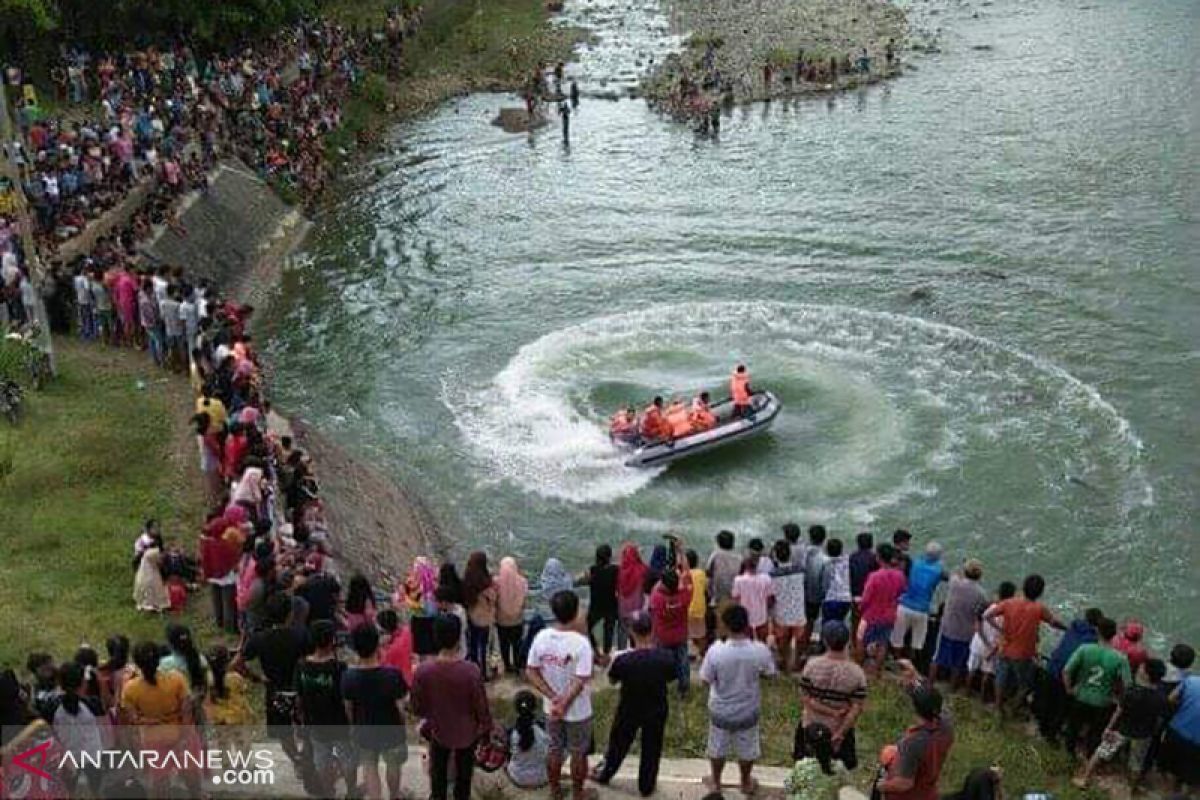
<box><xmin>264</xmin><ymin>0</ymin><xmax>1200</xmax><ymax>639</ymax></box>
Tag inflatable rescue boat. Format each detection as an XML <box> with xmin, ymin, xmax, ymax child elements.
<box><xmin>619</xmin><ymin>392</ymin><xmax>782</xmax><ymax>468</ymax></box>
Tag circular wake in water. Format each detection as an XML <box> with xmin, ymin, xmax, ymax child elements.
<box><xmin>446</xmin><ymin>302</ymin><xmax>1149</xmax><ymax>529</ymax></box>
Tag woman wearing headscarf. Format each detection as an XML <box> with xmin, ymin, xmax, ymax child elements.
<box><xmin>400</xmin><ymin>557</ymin><xmax>439</xmax><ymax>659</ymax></box>
<box><xmin>495</xmin><ymin>557</ymin><xmax>529</xmax><ymax>674</ymax></box>
<box><xmin>231</xmin><ymin>465</ymin><xmax>265</xmax><ymax>522</ymax></box>
<box><xmin>617</xmin><ymin>544</ymin><xmax>648</xmax><ymax>650</ymax></box>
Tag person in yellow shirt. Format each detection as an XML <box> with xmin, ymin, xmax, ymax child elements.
<box><xmin>686</xmin><ymin>549</ymin><xmax>709</xmax><ymax>658</ymax></box>
<box><xmin>203</xmin><ymin>645</ymin><xmax>255</xmax><ymax>751</ymax></box>
<box><xmin>196</xmin><ymin>391</ymin><xmax>227</xmax><ymax>432</ymax></box>
<box><xmin>119</xmin><ymin>641</ymin><xmax>203</xmax><ymax>797</ymax></box>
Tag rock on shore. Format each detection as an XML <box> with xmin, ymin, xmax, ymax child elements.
<box><xmin>644</xmin><ymin>0</ymin><xmax>907</xmax><ymax>108</ymax></box>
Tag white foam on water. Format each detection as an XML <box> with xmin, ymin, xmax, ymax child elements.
<box><xmin>444</xmin><ymin>302</ymin><xmax>1151</xmax><ymax>516</ymax></box>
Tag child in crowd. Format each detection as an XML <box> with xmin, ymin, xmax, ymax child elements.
<box><xmin>821</xmin><ymin>538</ymin><xmax>853</xmax><ymax>623</ymax></box>
<box><xmin>1074</xmin><ymin>658</ymin><xmax>1170</xmax><ymax>790</ymax></box>
<box><xmin>27</xmin><ymin>652</ymin><xmax>60</xmax><ymax>722</ymax></box>
<box><xmin>203</xmin><ymin>645</ymin><xmax>254</xmax><ymax>752</ymax></box>
<box><xmin>732</xmin><ymin>554</ymin><xmax>773</xmax><ymax>642</ymax></box>
<box><xmin>686</xmin><ymin>550</ymin><xmax>709</xmax><ymax>658</ymax></box>
<box><xmin>968</xmin><ymin>581</ymin><xmax>1016</xmax><ymax>703</ymax></box>
<box><xmin>506</xmin><ymin>690</ymin><xmax>549</xmax><ymax>789</ymax></box>
<box><xmin>377</xmin><ymin>608</ymin><xmax>414</xmax><ymax>687</ymax></box>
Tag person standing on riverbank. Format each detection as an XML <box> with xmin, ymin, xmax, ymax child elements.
<box><xmin>462</xmin><ymin>551</ymin><xmax>498</xmax><ymax>676</ymax></box>
<box><xmin>592</xmin><ymin>611</ymin><xmax>677</xmax><ymax>795</ymax></box>
<box><xmin>877</xmin><ymin>675</ymin><xmax>955</xmax><ymax>800</ymax></box>
<box><xmin>496</xmin><ymin>556</ymin><xmax>529</xmax><ymax>674</ymax></box>
<box><xmin>650</xmin><ymin>553</ymin><xmax>693</xmax><ymax>696</ymax></box>
<box><xmin>985</xmin><ymin>574</ymin><xmax>1066</xmax><ymax>719</ymax></box>
<box><xmin>1063</xmin><ymin>617</ymin><xmax>1131</xmax><ymax>760</ymax></box>
<box><xmin>859</xmin><ymin>543</ymin><xmax>907</xmax><ymax>675</ymax></box>
<box><xmin>582</xmin><ymin>544</ymin><xmax>619</xmax><ymax>659</ymax></box>
<box><xmin>411</xmin><ymin>614</ymin><xmax>493</xmax><ymax>800</ymax></box>
<box><xmin>700</xmin><ymin>603</ymin><xmax>777</xmax><ymax>795</ymax></box>
<box><xmin>797</xmin><ymin>620</ymin><xmax>867</xmax><ymax>772</ymax></box>
<box><xmin>526</xmin><ymin>590</ymin><xmax>595</xmax><ymax>800</ymax></box>
<box><xmin>930</xmin><ymin>560</ymin><xmax>986</xmax><ymax>687</ymax></box>
<box><xmin>342</xmin><ymin>623</ymin><xmax>409</xmax><ymax>800</ymax></box>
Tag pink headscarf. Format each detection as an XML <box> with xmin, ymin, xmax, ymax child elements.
<box><xmin>496</xmin><ymin>557</ymin><xmax>528</xmax><ymax>617</ymax></box>
<box><xmin>396</xmin><ymin>556</ymin><xmax>438</xmax><ymax>612</ymax></box>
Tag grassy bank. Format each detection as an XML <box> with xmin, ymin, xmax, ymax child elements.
<box><xmin>590</xmin><ymin>675</ymin><xmax>1094</xmax><ymax>800</ymax></box>
<box><xmin>0</xmin><ymin>339</ymin><xmax>220</xmax><ymax>667</ymax></box>
<box><xmin>323</xmin><ymin>0</ymin><xmax>579</xmax><ymax>158</ymax></box>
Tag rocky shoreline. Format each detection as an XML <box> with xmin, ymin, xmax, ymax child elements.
<box><xmin>643</xmin><ymin>0</ymin><xmax>908</xmax><ymax>116</ymax></box>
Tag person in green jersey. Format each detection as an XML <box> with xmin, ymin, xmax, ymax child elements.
<box><xmin>1063</xmin><ymin>617</ymin><xmax>1132</xmax><ymax>759</ymax></box>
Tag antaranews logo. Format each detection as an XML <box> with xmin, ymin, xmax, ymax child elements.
<box><xmin>3</xmin><ymin>728</ymin><xmax>277</xmax><ymax>798</ymax></box>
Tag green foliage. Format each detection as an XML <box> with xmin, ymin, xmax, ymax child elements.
<box><xmin>360</xmin><ymin>71</ymin><xmax>391</xmax><ymax>112</ymax></box>
<box><xmin>0</xmin><ymin>0</ymin><xmax>56</xmax><ymax>34</ymax></box>
<box><xmin>11</xmin><ymin>0</ymin><xmax>318</xmax><ymax>55</ymax></box>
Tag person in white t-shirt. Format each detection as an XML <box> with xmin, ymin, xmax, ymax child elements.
<box><xmin>525</xmin><ymin>590</ymin><xmax>594</xmax><ymax>800</ymax></box>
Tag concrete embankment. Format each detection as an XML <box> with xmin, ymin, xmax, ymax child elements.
<box><xmin>144</xmin><ymin>159</ymin><xmax>446</xmax><ymax>583</ymax></box>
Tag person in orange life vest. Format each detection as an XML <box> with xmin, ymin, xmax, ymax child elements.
<box><xmin>690</xmin><ymin>392</ymin><xmax>717</xmax><ymax>431</ymax></box>
<box><xmin>666</xmin><ymin>399</ymin><xmax>692</xmax><ymax>438</ymax></box>
<box><xmin>731</xmin><ymin>364</ymin><xmax>753</xmax><ymax>417</ymax></box>
<box><xmin>610</xmin><ymin>407</ymin><xmax>638</xmax><ymax>439</ymax></box>
<box><xmin>640</xmin><ymin>397</ymin><xmax>671</xmax><ymax>442</ymax></box>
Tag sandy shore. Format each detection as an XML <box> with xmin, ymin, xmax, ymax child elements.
<box><xmin>644</xmin><ymin>0</ymin><xmax>907</xmax><ymax>114</ymax></box>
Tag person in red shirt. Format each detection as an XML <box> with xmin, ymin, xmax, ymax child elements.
<box><xmin>982</xmin><ymin>574</ymin><xmax>1066</xmax><ymax>718</ymax></box>
<box><xmin>877</xmin><ymin>664</ymin><xmax>955</xmax><ymax>800</ymax></box>
<box><xmin>378</xmin><ymin>608</ymin><xmax>415</xmax><ymax>687</ymax></box>
<box><xmin>649</xmin><ymin>538</ymin><xmax>694</xmax><ymax>697</ymax></box>
<box><xmin>1113</xmin><ymin>620</ymin><xmax>1150</xmax><ymax>673</ymax></box>
<box><xmin>858</xmin><ymin>543</ymin><xmax>907</xmax><ymax>676</ymax></box>
<box><xmin>198</xmin><ymin>510</ymin><xmax>242</xmax><ymax>634</ymax></box>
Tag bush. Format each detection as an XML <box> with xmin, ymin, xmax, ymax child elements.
<box><xmin>359</xmin><ymin>72</ymin><xmax>391</xmax><ymax>112</ymax></box>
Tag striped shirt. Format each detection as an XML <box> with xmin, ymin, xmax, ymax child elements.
<box><xmin>799</xmin><ymin>654</ymin><xmax>867</xmax><ymax>730</ymax></box>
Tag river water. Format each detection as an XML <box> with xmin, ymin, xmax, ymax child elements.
<box><xmin>264</xmin><ymin>0</ymin><xmax>1199</xmax><ymax>638</ymax></box>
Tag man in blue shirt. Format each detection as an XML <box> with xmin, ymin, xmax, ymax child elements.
<box><xmin>890</xmin><ymin>542</ymin><xmax>947</xmax><ymax>661</ymax></box>
<box><xmin>1036</xmin><ymin>608</ymin><xmax>1101</xmax><ymax>743</ymax></box>
<box><xmin>1160</xmin><ymin>674</ymin><xmax>1200</xmax><ymax>792</ymax></box>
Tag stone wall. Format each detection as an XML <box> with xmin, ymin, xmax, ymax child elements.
<box><xmin>141</xmin><ymin>160</ymin><xmax>292</xmax><ymax>288</ymax></box>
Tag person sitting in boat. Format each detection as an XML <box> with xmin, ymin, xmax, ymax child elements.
<box><xmin>640</xmin><ymin>396</ymin><xmax>672</xmax><ymax>442</ymax></box>
<box><xmin>731</xmin><ymin>363</ymin><xmax>753</xmax><ymax>418</ymax></box>
<box><xmin>690</xmin><ymin>391</ymin><xmax>717</xmax><ymax>431</ymax></box>
<box><xmin>666</xmin><ymin>398</ymin><xmax>692</xmax><ymax>439</ymax></box>
<box><xmin>610</xmin><ymin>407</ymin><xmax>638</xmax><ymax>440</ymax></box>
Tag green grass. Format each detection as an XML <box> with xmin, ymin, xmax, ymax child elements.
<box><xmin>0</xmin><ymin>339</ymin><xmax>222</xmax><ymax>668</ymax></box>
<box><xmin>590</xmin><ymin>674</ymin><xmax>1103</xmax><ymax>800</ymax></box>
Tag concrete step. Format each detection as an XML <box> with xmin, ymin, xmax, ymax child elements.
<box><xmin>209</xmin><ymin>741</ymin><xmax>795</xmax><ymax>799</ymax></box>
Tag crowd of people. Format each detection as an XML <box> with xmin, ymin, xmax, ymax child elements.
<box><xmin>3</xmin><ymin>10</ymin><xmax>1199</xmax><ymax>800</ymax></box>
<box><xmin>4</xmin><ymin>494</ymin><xmax>1199</xmax><ymax>800</ymax></box>
<box><xmin>649</xmin><ymin>39</ymin><xmax>899</xmax><ymax>129</ymax></box>
<box><xmin>1</xmin><ymin>8</ymin><xmax>421</xmax><ymax>333</ymax></box>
